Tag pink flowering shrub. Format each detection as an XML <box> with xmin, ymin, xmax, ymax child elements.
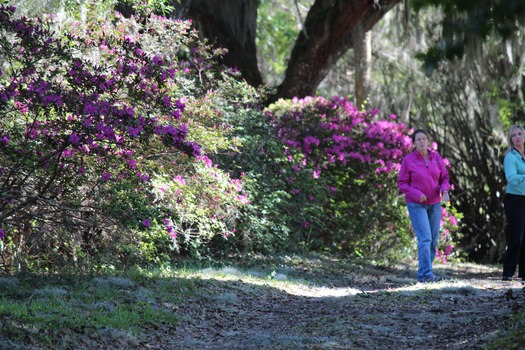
<box><xmin>0</xmin><ymin>6</ymin><xmax>248</xmax><ymax>268</ymax></box>
<box><xmin>268</xmin><ymin>96</ymin><xmax>409</xmax><ymax>177</ymax></box>
<box><xmin>436</xmin><ymin>205</ymin><xmax>464</xmax><ymax>263</ymax></box>
<box><xmin>256</xmin><ymin>96</ymin><xmax>462</xmax><ymax>260</ymax></box>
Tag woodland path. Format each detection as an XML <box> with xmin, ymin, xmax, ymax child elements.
<box><xmin>135</xmin><ymin>261</ymin><xmax>522</xmax><ymax>350</ymax></box>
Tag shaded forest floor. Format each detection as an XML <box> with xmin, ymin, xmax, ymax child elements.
<box><xmin>1</xmin><ymin>255</ymin><xmax>524</xmax><ymax>349</ymax></box>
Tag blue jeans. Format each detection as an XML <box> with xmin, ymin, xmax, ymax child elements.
<box><xmin>407</xmin><ymin>202</ymin><xmax>442</xmax><ymax>281</ymax></box>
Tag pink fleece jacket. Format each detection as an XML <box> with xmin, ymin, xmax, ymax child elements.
<box><xmin>397</xmin><ymin>149</ymin><xmax>450</xmax><ymax>205</ymax></box>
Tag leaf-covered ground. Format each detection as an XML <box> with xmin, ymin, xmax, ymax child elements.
<box><xmin>150</xmin><ymin>258</ymin><xmax>523</xmax><ymax>350</ymax></box>
<box><xmin>1</xmin><ymin>255</ymin><xmax>524</xmax><ymax>349</ymax></box>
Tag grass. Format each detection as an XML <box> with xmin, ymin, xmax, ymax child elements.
<box><xmin>0</xmin><ymin>256</ymin><xmax>297</xmax><ymax>348</ymax></box>
<box><xmin>485</xmin><ymin>311</ymin><xmax>525</xmax><ymax>350</ymax></box>
<box><xmin>0</xmin><ymin>271</ymin><xmax>183</xmax><ymax>348</ymax></box>
<box><xmin>0</xmin><ymin>254</ymin><xmax>350</xmax><ymax>347</ymax></box>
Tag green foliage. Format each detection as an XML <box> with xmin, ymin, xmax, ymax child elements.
<box><xmin>498</xmin><ymin>97</ymin><xmax>520</xmax><ymax>131</ymax></box>
<box><xmin>197</xmin><ymin>85</ymin><xmax>296</xmax><ymax>254</ymax></box>
<box><xmin>256</xmin><ymin>0</ymin><xmax>300</xmax><ymax>85</ymax></box>
<box><xmin>118</xmin><ymin>0</ymin><xmax>175</xmax><ymax>17</ymax></box>
<box><xmin>412</xmin><ymin>0</ymin><xmax>525</xmax><ymax>74</ymax></box>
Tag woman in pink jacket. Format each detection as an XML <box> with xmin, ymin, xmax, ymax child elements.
<box><xmin>398</xmin><ymin>129</ymin><xmax>450</xmax><ymax>283</ymax></box>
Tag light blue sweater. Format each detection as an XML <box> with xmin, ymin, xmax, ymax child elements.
<box><xmin>504</xmin><ymin>148</ymin><xmax>525</xmax><ymax>196</ymax></box>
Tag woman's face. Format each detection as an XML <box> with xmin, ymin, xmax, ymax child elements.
<box><xmin>511</xmin><ymin>128</ymin><xmax>525</xmax><ymax>148</ymax></box>
<box><xmin>413</xmin><ymin>132</ymin><xmax>429</xmax><ymax>152</ymax></box>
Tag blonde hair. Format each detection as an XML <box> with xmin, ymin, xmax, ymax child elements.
<box><xmin>506</xmin><ymin>125</ymin><xmax>525</xmax><ymax>154</ymax></box>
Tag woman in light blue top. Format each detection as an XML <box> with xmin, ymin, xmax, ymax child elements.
<box><xmin>502</xmin><ymin>125</ymin><xmax>525</xmax><ymax>281</ymax></box>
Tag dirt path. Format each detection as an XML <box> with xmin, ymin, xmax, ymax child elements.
<box><xmin>134</xmin><ymin>261</ymin><xmax>523</xmax><ymax>350</ymax></box>
<box><xmin>3</xmin><ymin>259</ymin><xmax>522</xmax><ymax>350</ymax></box>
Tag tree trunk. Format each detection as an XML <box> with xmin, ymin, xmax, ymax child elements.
<box><xmin>186</xmin><ymin>0</ymin><xmax>263</xmax><ymax>88</ymax></box>
<box><xmin>180</xmin><ymin>0</ymin><xmax>400</xmax><ymax>103</ymax></box>
<box><xmin>272</xmin><ymin>0</ymin><xmax>401</xmax><ymax>102</ymax></box>
<box><xmin>353</xmin><ymin>23</ymin><xmax>372</xmax><ymax>109</ymax></box>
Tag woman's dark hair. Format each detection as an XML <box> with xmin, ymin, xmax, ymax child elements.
<box><xmin>411</xmin><ymin>129</ymin><xmax>428</xmax><ymax>142</ymax></box>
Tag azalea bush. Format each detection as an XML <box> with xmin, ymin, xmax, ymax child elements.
<box><xmin>226</xmin><ymin>96</ymin><xmax>463</xmax><ymax>261</ymax></box>
<box><xmin>262</xmin><ymin>96</ymin><xmax>415</xmax><ymax>258</ymax></box>
<box><xmin>0</xmin><ymin>5</ymin><xmax>249</xmax><ymax>270</ymax></box>
<box><xmin>210</xmin><ymin>97</ymin><xmax>294</xmax><ymax>254</ymax></box>
<box><xmin>436</xmin><ymin>204</ymin><xmax>464</xmax><ymax>263</ymax></box>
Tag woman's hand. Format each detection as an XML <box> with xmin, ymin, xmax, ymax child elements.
<box><xmin>419</xmin><ymin>194</ymin><xmax>427</xmax><ymax>203</ymax></box>
<box><xmin>442</xmin><ymin>191</ymin><xmax>450</xmax><ymax>203</ymax></box>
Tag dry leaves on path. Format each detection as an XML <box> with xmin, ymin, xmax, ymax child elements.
<box><xmin>136</xmin><ymin>261</ymin><xmax>524</xmax><ymax>350</ymax></box>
